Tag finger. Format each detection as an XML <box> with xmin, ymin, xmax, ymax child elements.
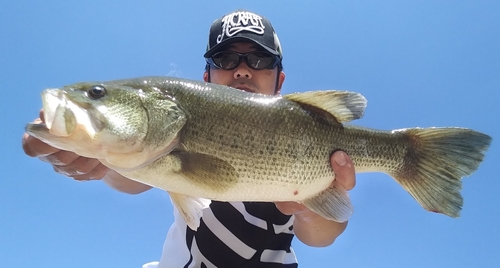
<box><xmin>39</xmin><ymin>150</ymin><xmax>80</xmax><ymax>166</ymax></box>
<box><xmin>330</xmin><ymin>150</ymin><xmax>356</xmax><ymax>190</ymax></box>
<box><xmin>22</xmin><ymin>117</ymin><xmax>56</xmax><ymax>157</ymax></box>
<box><xmin>39</xmin><ymin>109</ymin><xmax>45</xmax><ymax>122</ymax></box>
<box><xmin>22</xmin><ymin>133</ymin><xmax>60</xmax><ymax>157</ymax></box>
<box><xmin>275</xmin><ymin>202</ymin><xmax>294</xmax><ymax>215</ymax></box>
<box><xmin>53</xmin><ymin>158</ymin><xmax>108</xmax><ymax>180</ymax></box>
<box><xmin>275</xmin><ymin>202</ymin><xmax>307</xmax><ymax>215</ymax></box>
<box><xmin>71</xmin><ymin>163</ymin><xmax>110</xmax><ymax>181</ymax></box>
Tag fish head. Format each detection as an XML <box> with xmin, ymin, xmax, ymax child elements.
<box><xmin>26</xmin><ymin>80</ymin><xmax>187</xmax><ymax>170</ymax></box>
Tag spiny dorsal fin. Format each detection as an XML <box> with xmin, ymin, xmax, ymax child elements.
<box><xmin>283</xmin><ymin>90</ymin><xmax>367</xmax><ymax>123</ymax></box>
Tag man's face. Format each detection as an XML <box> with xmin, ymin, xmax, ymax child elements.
<box><xmin>204</xmin><ymin>42</ymin><xmax>285</xmax><ymax>96</ymax></box>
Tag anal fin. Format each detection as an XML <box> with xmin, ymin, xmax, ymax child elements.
<box><xmin>302</xmin><ymin>185</ymin><xmax>353</xmax><ymax>222</ymax></box>
<box><xmin>169</xmin><ymin>191</ymin><xmax>211</xmax><ymax>230</ymax></box>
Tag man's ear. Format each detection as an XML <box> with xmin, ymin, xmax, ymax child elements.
<box><xmin>203</xmin><ymin>71</ymin><xmax>209</xmax><ymax>82</ymax></box>
<box><xmin>275</xmin><ymin>71</ymin><xmax>285</xmax><ymax>95</ymax></box>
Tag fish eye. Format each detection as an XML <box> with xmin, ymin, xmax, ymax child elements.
<box><xmin>87</xmin><ymin>85</ymin><xmax>107</xmax><ymax>99</ymax></box>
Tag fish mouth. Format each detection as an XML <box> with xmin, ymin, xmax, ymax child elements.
<box><xmin>25</xmin><ymin>122</ymin><xmax>57</xmax><ymax>143</ymax></box>
<box><xmin>26</xmin><ymin>88</ymin><xmax>102</xmax><ymax>159</ymax></box>
<box><xmin>25</xmin><ymin>122</ymin><xmax>49</xmax><ymax>135</ymax></box>
<box><xmin>25</xmin><ymin>121</ymin><xmax>77</xmax><ymax>153</ymax></box>
<box><xmin>42</xmin><ymin>89</ymin><xmax>63</xmax><ymax>132</ymax></box>
<box><xmin>40</xmin><ymin>88</ymin><xmax>100</xmax><ymax>139</ymax></box>
<box><xmin>41</xmin><ymin>89</ymin><xmax>77</xmax><ymax>137</ymax></box>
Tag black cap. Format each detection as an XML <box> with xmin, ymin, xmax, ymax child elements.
<box><xmin>204</xmin><ymin>10</ymin><xmax>283</xmax><ymax>59</ymax></box>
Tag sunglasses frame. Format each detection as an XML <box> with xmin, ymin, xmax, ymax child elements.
<box><xmin>206</xmin><ymin>51</ymin><xmax>281</xmax><ymax>70</ymax></box>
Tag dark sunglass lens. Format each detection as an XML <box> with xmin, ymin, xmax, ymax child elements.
<box><xmin>212</xmin><ymin>52</ymin><xmax>239</xmax><ymax>69</ymax></box>
<box><xmin>247</xmin><ymin>52</ymin><xmax>275</xmax><ymax>69</ymax></box>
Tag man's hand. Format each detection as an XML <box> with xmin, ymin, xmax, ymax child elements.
<box><xmin>275</xmin><ymin>150</ymin><xmax>356</xmax><ymax>247</ymax></box>
<box><xmin>22</xmin><ymin>110</ymin><xmax>151</xmax><ymax>193</ymax></box>
<box><xmin>22</xmin><ymin>113</ymin><xmax>109</xmax><ymax>181</ymax></box>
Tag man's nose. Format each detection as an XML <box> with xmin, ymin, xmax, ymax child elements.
<box><xmin>233</xmin><ymin>62</ymin><xmax>252</xmax><ymax>79</ymax></box>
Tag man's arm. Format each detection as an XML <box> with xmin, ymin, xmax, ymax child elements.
<box><xmin>275</xmin><ymin>151</ymin><xmax>355</xmax><ymax>247</ymax></box>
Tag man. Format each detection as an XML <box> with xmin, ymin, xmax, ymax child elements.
<box><xmin>22</xmin><ymin>10</ymin><xmax>356</xmax><ymax>268</ymax></box>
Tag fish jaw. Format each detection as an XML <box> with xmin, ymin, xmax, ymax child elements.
<box><xmin>25</xmin><ymin>121</ymin><xmax>102</xmax><ymax>158</ymax></box>
<box><xmin>25</xmin><ymin>89</ymin><xmax>106</xmax><ymax>159</ymax></box>
<box><xmin>43</xmin><ymin>88</ymin><xmax>102</xmax><ymax>139</ymax></box>
<box><xmin>42</xmin><ymin>89</ymin><xmax>71</xmax><ymax>136</ymax></box>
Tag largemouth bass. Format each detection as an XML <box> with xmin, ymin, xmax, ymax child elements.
<box><xmin>25</xmin><ymin>76</ymin><xmax>492</xmax><ymax>230</ymax></box>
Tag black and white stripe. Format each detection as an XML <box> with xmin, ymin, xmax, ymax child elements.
<box><xmin>182</xmin><ymin>201</ymin><xmax>298</xmax><ymax>268</ymax></box>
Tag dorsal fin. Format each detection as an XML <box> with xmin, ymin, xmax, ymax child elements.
<box><xmin>283</xmin><ymin>90</ymin><xmax>367</xmax><ymax>123</ymax></box>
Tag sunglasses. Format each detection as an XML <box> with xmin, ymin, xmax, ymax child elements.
<box><xmin>206</xmin><ymin>51</ymin><xmax>281</xmax><ymax>70</ymax></box>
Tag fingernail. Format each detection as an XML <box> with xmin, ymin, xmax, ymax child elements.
<box><xmin>333</xmin><ymin>151</ymin><xmax>347</xmax><ymax>166</ymax></box>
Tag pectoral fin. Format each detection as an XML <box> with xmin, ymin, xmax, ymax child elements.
<box><xmin>169</xmin><ymin>191</ymin><xmax>211</xmax><ymax>230</ymax></box>
<box><xmin>173</xmin><ymin>151</ymin><xmax>239</xmax><ymax>192</ymax></box>
<box><xmin>302</xmin><ymin>185</ymin><xmax>353</xmax><ymax>222</ymax></box>
<box><xmin>283</xmin><ymin>90</ymin><xmax>367</xmax><ymax>123</ymax></box>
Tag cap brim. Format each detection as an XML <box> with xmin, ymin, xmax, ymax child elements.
<box><xmin>204</xmin><ymin>36</ymin><xmax>280</xmax><ymax>58</ymax></box>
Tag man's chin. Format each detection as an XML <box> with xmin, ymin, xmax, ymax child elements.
<box><xmin>230</xmin><ymin>84</ymin><xmax>256</xmax><ymax>93</ymax></box>
<box><xmin>236</xmin><ymin>87</ymin><xmax>254</xmax><ymax>93</ymax></box>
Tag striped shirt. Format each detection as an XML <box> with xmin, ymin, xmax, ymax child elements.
<box><xmin>156</xmin><ymin>201</ymin><xmax>298</xmax><ymax>268</ymax></box>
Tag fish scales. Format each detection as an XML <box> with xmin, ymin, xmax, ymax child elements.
<box><xmin>132</xmin><ymin>79</ymin><xmax>422</xmax><ymax>200</ymax></box>
<box><xmin>143</xmin><ymin>79</ymin><xmax>338</xmax><ymax>201</ymax></box>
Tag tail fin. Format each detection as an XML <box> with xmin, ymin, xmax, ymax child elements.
<box><xmin>392</xmin><ymin>127</ymin><xmax>491</xmax><ymax>217</ymax></box>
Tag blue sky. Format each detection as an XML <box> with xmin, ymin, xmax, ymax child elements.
<box><xmin>1</xmin><ymin>1</ymin><xmax>499</xmax><ymax>267</ymax></box>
